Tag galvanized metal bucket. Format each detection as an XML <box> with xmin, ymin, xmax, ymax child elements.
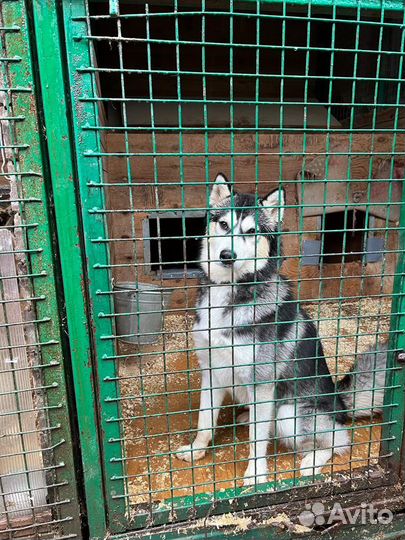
<box><xmin>113</xmin><ymin>282</ymin><xmax>172</xmax><ymax>345</ymax></box>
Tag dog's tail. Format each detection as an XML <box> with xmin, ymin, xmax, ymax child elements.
<box><xmin>336</xmin><ymin>342</ymin><xmax>388</xmax><ymax>418</ymax></box>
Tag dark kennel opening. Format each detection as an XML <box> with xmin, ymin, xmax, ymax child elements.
<box><xmin>322</xmin><ymin>210</ymin><xmax>367</xmax><ymax>264</ymax></box>
<box><xmin>145</xmin><ymin>212</ymin><xmax>206</xmax><ymax>278</ymax></box>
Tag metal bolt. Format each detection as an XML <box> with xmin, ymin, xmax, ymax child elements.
<box><xmin>352</xmin><ymin>191</ymin><xmax>364</xmax><ymax>203</ymax></box>
<box><xmin>397</xmin><ymin>351</ymin><xmax>405</xmax><ymax>363</ymax></box>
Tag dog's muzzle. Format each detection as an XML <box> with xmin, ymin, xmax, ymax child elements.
<box><xmin>219</xmin><ymin>249</ymin><xmax>236</xmax><ymax>266</ymax></box>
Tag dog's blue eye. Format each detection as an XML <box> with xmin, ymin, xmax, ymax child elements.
<box><xmin>219</xmin><ymin>221</ymin><xmax>229</xmax><ymax>231</ymax></box>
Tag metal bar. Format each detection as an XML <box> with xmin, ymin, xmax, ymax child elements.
<box><xmin>61</xmin><ymin>0</ymin><xmax>405</xmax><ymax>534</ymax></box>
<box><xmin>61</xmin><ymin>0</ymin><xmax>126</xmax><ymax>534</ymax></box>
<box><xmin>1</xmin><ymin>0</ymin><xmax>82</xmax><ymax>537</ymax></box>
<box><xmin>30</xmin><ymin>0</ymin><xmax>107</xmax><ymax>538</ymax></box>
<box><xmin>109</xmin><ymin>0</ymin><xmax>119</xmax><ymax>17</ymax></box>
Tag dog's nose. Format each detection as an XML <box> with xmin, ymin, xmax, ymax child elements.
<box><xmin>220</xmin><ymin>249</ymin><xmax>236</xmax><ymax>265</ymax></box>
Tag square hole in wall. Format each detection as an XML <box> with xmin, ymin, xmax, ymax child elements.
<box><xmin>322</xmin><ymin>209</ymin><xmax>367</xmax><ymax>264</ymax></box>
<box><xmin>144</xmin><ymin>212</ymin><xmax>206</xmax><ymax>278</ymax></box>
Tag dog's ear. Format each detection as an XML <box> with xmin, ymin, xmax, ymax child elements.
<box><xmin>210</xmin><ymin>173</ymin><xmax>231</xmax><ymax>205</ymax></box>
<box><xmin>260</xmin><ymin>188</ymin><xmax>285</xmax><ymax>227</ymax></box>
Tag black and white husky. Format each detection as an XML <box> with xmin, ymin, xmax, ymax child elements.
<box><xmin>176</xmin><ymin>173</ymin><xmax>387</xmax><ymax>485</ymax></box>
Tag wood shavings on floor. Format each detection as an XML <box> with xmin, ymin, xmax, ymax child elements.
<box><xmin>118</xmin><ymin>296</ymin><xmax>391</xmax><ymax>507</ymax></box>
<box><xmin>193</xmin><ymin>513</ymin><xmax>253</xmax><ymax>534</ymax></box>
<box><xmin>264</xmin><ymin>512</ymin><xmax>313</xmax><ymax>534</ymax></box>
<box><xmin>305</xmin><ymin>296</ymin><xmax>391</xmax><ymax>374</ymax></box>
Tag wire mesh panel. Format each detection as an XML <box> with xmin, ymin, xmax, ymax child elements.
<box><xmin>0</xmin><ymin>1</ymin><xmax>81</xmax><ymax>538</ymax></box>
<box><xmin>63</xmin><ymin>0</ymin><xmax>405</xmax><ymax>534</ymax></box>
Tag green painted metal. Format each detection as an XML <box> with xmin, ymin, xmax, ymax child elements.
<box><xmin>60</xmin><ymin>0</ymin><xmax>127</xmax><ymax>535</ymax></box>
<box><xmin>381</xmin><ymin>188</ymin><xmax>405</xmax><ymax>463</ymax></box>
<box><xmin>244</xmin><ymin>0</ymin><xmax>405</xmax><ymax>10</ymax></box>
<box><xmin>60</xmin><ymin>0</ymin><xmax>405</xmax><ymax>538</ymax></box>
<box><xmin>30</xmin><ymin>1</ymin><xmax>106</xmax><ymax>538</ymax></box>
<box><xmin>109</xmin><ymin>0</ymin><xmax>120</xmax><ymax>16</ymax></box>
<box><xmin>1</xmin><ymin>0</ymin><xmax>82</xmax><ymax>537</ymax></box>
<box><xmin>110</xmin><ymin>509</ymin><xmax>405</xmax><ymax>540</ymax></box>
<box><xmin>90</xmin><ymin>0</ymin><xmax>405</xmax><ymax>11</ymax></box>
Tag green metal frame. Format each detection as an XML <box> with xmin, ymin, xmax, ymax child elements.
<box><xmin>30</xmin><ymin>1</ymin><xmax>107</xmax><ymax>537</ymax></box>
<box><xmin>3</xmin><ymin>0</ymin><xmax>405</xmax><ymax>538</ymax></box>
<box><xmin>60</xmin><ymin>0</ymin><xmax>128</xmax><ymax>534</ymax></box>
<box><xmin>94</xmin><ymin>0</ymin><xmax>405</xmax><ymax>12</ymax></box>
<box><xmin>107</xmin><ymin>511</ymin><xmax>405</xmax><ymax>540</ymax></box>
<box><xmin>381</xmin><ymin>188</ymin><xmax>405</xmax><ymax>463</ymax></box>
<box><xmin>58</xmin><ymin>0</ymin><xmax>405</xmax><ymax>538</ymax></box>
<box><xmin>1</xmin><ymin>0</ymin><xmax>82</xmax><ymax>537</ymax></box>
<box><xmin>246</xmin><ymin>0</ymin><xmax>405</xmax><ymax>10</ymax></box>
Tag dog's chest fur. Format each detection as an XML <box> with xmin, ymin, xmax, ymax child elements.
<box><xmin>192</xmin><ymin>284</ymin><xmax>258</xmax><ymax>402</ymax></box>
<box><xmin>194</xmin><ymin>285</ymin><xmax>247</xmax><ymax>334</ymax></box>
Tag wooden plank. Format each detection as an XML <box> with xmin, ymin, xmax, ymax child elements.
<box><xmin>125</xmin><ymin>101</ymin><xmax>342</xmax><ymax>128</ymax></box>
<box><xmin>103</xmin><ymin>132</ymin><xmax>402</xmax><ymax>304</ymax></box>
<box><xmin>346</xmin><ymin>107</ymin><xmax>405</xmax><ymax>130</ymax></box>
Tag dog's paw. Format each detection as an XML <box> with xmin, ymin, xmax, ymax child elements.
<box><xmin>243</xmin><ymin>460</ymin><xmax>268</xmax><ymax>486</ymax></box>
<box><xmin>175</xmin><ymin>444</ymin><xmax>207</xmax><ymax>463</ymax></box>
<box><xmin>236</xmin><ymin>410</ymin><xmax>249</xmax><ymax>424</ymax></box>
<box><xmin>299</xmin><ymin>453</ymin><xmax>322</xmax><ymax>477</ymax></box>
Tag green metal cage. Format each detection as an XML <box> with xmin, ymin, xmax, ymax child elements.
<box><xmin>57</xmin><ymin>1</ymin><xmax>405</xmax><ymax>537</ymax></box>
<box><xmin>4</xmin><ymin>0</ymin><xmax>405</xmax><ymax>539</ymax></box>
<box><xmin>56</xmin><ymin>0</ymin><xmax>405</xmax><ymax>537</ymax></box>
<box><xmin>0</xmin><ymin>1</ymin><xmax>81</xmax><ymax>538</ymax></box>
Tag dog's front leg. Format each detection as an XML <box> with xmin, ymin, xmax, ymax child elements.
<box><xmin>243</xmin><ymin>384</ymin><xmax>274</xmax><ymax>486</ymax></box>
<box><xmin>176</xmin><ymin>367</ymin><xmax>226</xmax><ymax>463</ymax></box>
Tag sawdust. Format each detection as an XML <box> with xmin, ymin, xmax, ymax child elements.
<box><xmin>305</xmin><ymin>297</ymin><xmax>391</xmax><ymax>375</ymax></box>
<box><xmin>119</xmin><ymin>312</ymin><xmax>199</xmax><ymax>422</ymax></box>
<box><xmin>193</xmin><ymin>513</ymin><xmax>253</xmax><ymax>533</ymax></box>
<box><xmin>119</xmin><ymin>296</ymin><xmax>391</xmax><ymax>507</ymax></box>
<box><xmin>264</xmin><ymin>512</ymin><xmax>313</xmax><ymax>534</ymax></box>
<box><xmin>292</xmin><ymin>522</ymin><xmax>313</xmax><ymax>534</ymax></box>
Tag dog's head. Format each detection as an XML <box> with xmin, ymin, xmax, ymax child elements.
<box><xmin>200</xmin><ymin>173</ymin><xmax>285</xmax><ymax>283</ymax></box>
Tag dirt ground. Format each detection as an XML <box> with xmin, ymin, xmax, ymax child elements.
<box><xmin>117</xmin><ymin>297</ymin><xmax>391</xmax><ymax>505</ymax></box>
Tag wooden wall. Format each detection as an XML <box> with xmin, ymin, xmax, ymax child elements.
<box><xmin>104</xmin><ymin>132</ymin><xmax>403</xmax><ymax>310</ymax></box>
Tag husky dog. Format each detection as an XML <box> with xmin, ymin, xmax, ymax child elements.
<box><xmin>176</xmin><ymin>173</ymin><xmax>387</xmax><ymax>485</ymax></box>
